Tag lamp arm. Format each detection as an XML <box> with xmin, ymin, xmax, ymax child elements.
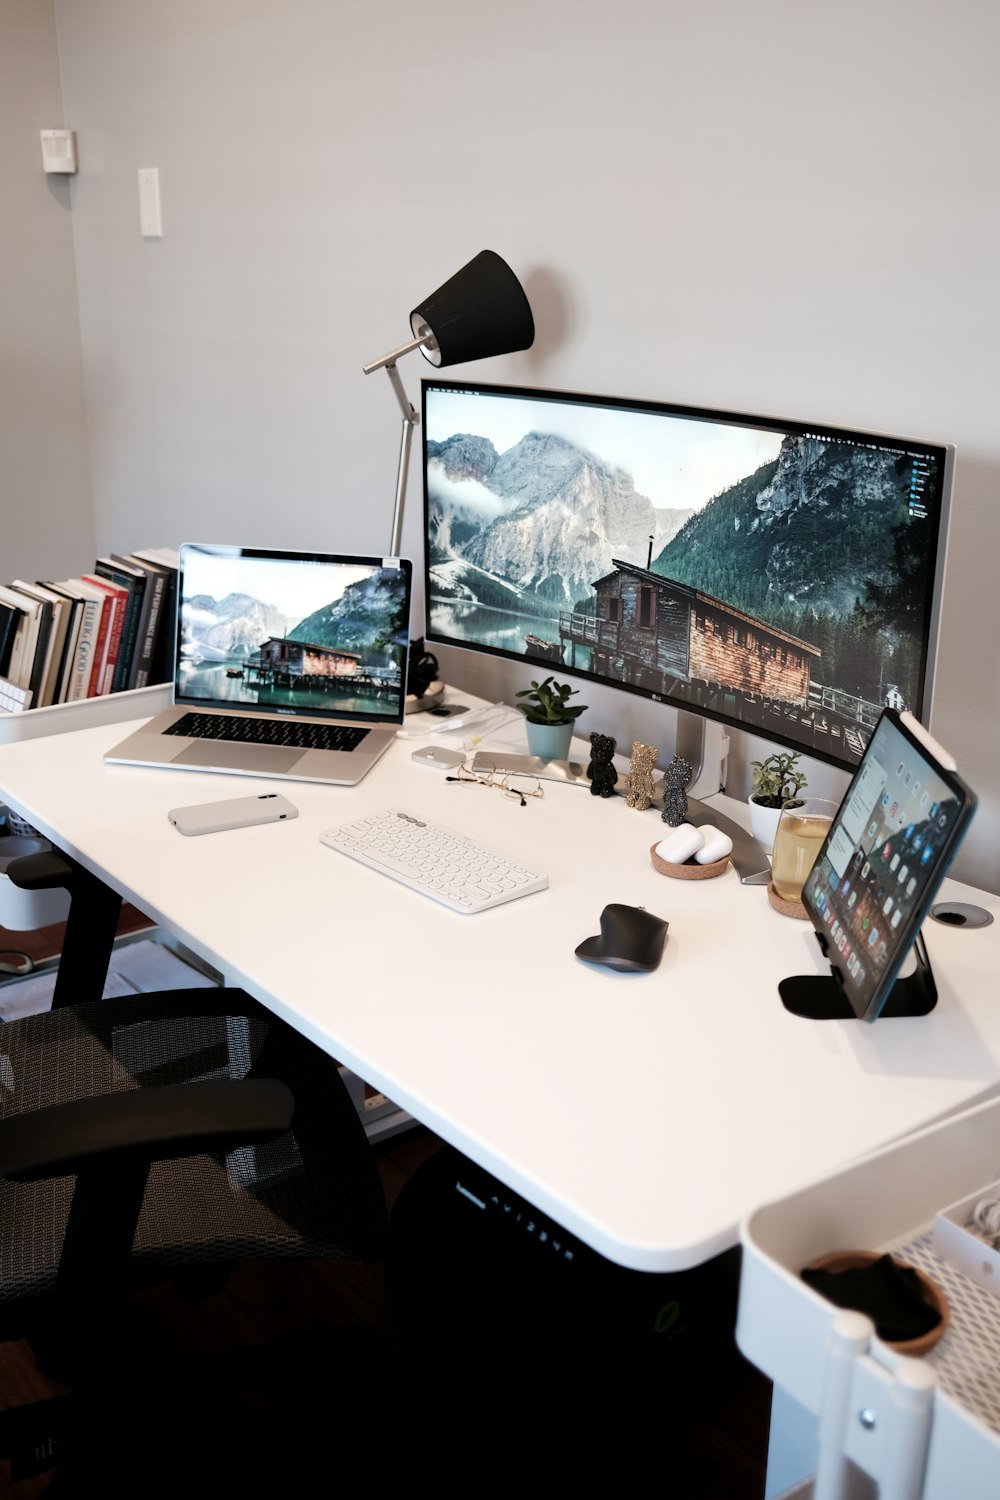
<box><xmin>362</xmin><ymin>327</ymin><xmax>434</xmax><ymax>376</ymax></box>
<box><xmin>383</xmin><ymin>359</ymin><xmax>417</xmax><ymax>427</ymax></box>
<box><xmin>363</xmin><ymin>333</ymin><xmax>436</xmax><ymax>555</ymax></box>
<box><xmin>365</xmin><ymin>348</ymin><xmax>428</xmax><ymax>555</ymax></box>
<box><xmin>389</xmin><ymin>373</ymin><xmax>418</xmax><ymax>558</ymax></box>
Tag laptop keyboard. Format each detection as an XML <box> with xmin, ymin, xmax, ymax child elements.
<box><xmin>165</xmin><ymin>712</ymin><xmax>370</xmax><ymax>752</ymax></box>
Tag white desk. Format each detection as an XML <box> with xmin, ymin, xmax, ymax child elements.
<box><xmin>1</xmin><ymin>708</ymin><xmax>999</xmax><ymax>1274</ymax></box>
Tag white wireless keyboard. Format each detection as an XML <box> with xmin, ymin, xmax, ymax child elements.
<box><xmin>320</xmin><ymin>807</ymin><xmax>549</xmax><ymax>914</ymax></box>
<box><xmin>0</xmin><ymin>679</ymin><xmax>32</xmax><ymax>714</ymax></box>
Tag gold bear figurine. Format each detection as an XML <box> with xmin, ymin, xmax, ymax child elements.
<box><xmin>625</xmin><ymin>740</ymin><xmax>658</xmax><ymax>810</ymax></box>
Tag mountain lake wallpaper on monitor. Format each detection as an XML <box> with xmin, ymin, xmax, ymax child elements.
<box><xmin>422</xmin><ymin>381</ymin><xmax>950</xmax><ymax>771</ymax></box>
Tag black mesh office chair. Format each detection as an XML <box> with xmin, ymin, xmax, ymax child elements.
<box><xmin>0</xmin><ymin>850</ymin><xmax>388</xmax><ymax>1495</ymax></box>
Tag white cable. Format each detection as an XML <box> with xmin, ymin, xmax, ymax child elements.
<box><xmin>395</xmin><ymin>703</ymin><xmax>519</xmax><ymax>741</ymax></box>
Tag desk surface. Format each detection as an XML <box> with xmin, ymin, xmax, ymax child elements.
<box><xmin>2</xmin><ymin>705</ymin><xmax>999</xmax><ymax>1272</ymax></box>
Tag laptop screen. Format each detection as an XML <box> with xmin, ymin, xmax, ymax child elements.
<box><xmin>175</xmin><ymin>544</ymin><xmax>412</xmax><ymax>725</ymax></box>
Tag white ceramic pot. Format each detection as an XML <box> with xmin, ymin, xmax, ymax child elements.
<box><xmin>748</xmin><ymin>797</ymin><xmax>784</xmax><ymax>855</ymax></box>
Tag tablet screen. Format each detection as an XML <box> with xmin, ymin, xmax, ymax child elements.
<box><xmin>801</xmin><ymin>709</ymin><xmax>976</xmax><ymax>1021</ymax></box>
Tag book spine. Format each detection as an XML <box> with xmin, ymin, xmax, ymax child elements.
<box><xmin>81</xmin><ymin>577</ymin><xmax>126</xmax><ymax>695</ymax></box>
<box><xmin>150</xmin><ymin>568</ymin><xmax>177</xmax><ymax>684</ymax></box>
<box><xmin>100</xmin><ymin>594</ymin><xmax>125</xmax><ymax>693</ymax></box>
<box><xmin>95</xmin><ymin>563</ymin><xmax>145</xmax><ymax>692</ymax></box>
<box><xmin>55</xmin><ymin>601</ymin><xmax>83</xmax><ymax>704</ymax></box>
<box><xmin>67</xmin><ymin>599</ymin><xmax>101</xmax><ymax>701</ymax></box>
<box><xmin>111</xmin><ymin>580</ymin><xmax>142</xmax><ymax>691</ymax></box>
<box><xmin>26</xmin><ymin>603</ymin><xmax>53</xmax><ymax>705</ymax></box>
<box><xmin>131</xmin><ymin>550</ymin><xmax>180</xmax><ymax>685</ymax></box>
<box><xmin>110</xmin><ymin>562</ymin><xmax>154</xmax><ymax>691</ymax></box>
<box><xmin>39</xmin><ymin>588</ymin><xmax>78</xmax><ymax>705</ymax></box>
<box><xmin>0</xmin><ymin>603</ymin><xmax>23</xmax><ymax>677</ymax></box>
<box><xmin>37</xmin><ymin>601</ymin><xmax>69</xmax><ymax>708</ymax></box>
<box><xmin>8</xmin><ymin>610</ymin><xmax>31</xmax><ymax>689</ymax></box>
<box><xmin>86</xmin><ymin>596</ymin><xmax>111</xmax><ymax>697</ymax></box>
<box><xmin>132</xmin><ymin>569</ymin><xmax>166</xmax><ymax>689</ymax></box>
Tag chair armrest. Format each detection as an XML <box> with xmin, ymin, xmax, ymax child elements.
<box><xmin>0</xmin><ymin>1078</ymin><xmax>295</xmax><ymax>1182</ymax></box>
<box><xmin>5</xmin><ymin>851</ymin><xmax>127</xmax><ymax>1009</ymax></box>
<box><xmin>3</xmin><ymin>849</ymin><xmax>75</xmax><ymax>892</ymax></box>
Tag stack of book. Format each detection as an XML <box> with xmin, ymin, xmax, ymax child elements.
<box><xmin>0</xmin><ymin>547</ymin><xmax>179</xmax><ymax>712</ymax></box>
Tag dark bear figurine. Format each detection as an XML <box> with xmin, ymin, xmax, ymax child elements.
<box><xmin>661</xmin><ymin>754</ymin><xmax>693</xmax><ymax>825</ymax></box>
<box><xmin>587</xmin><ymin>732</ymin><xmax>619</xmax><ymax>798</ymax></box>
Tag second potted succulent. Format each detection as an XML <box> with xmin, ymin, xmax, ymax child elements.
<box><xmin>515</xmin><ymin>676</ymin><xmax>587</xmax><ymax>761</ymax></box>
<box><xmin>748</xmin><ymin>750</ymin><xmax>808</xmax><ymax>853</ymax></box>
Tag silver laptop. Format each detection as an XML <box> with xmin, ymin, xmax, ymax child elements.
<box><xmin>105</xmin><ymin>544</ymin><xmax>412</xmax><ymax>786</ymax></box>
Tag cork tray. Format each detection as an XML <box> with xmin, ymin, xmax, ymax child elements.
<box><xmin>649</xmin><ymin>843</ymin><xmax>729</xmax><ymax>881</ymax></box>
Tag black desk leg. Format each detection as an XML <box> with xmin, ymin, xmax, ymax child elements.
<box><xmin>51</xmin><ymin>861</ymin><xmax>124</xmax><ymax>1010</ymax></box>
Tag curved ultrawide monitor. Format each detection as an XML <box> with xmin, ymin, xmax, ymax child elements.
<box><xmin>421</xmin><ymin>379</ymin><xmax>953</xmax><ymax>774</ymax></box>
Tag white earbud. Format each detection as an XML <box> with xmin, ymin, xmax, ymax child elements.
<box><xmin>694</xmin><ymin>827</ymin><xmax>733</xmax><ymax>865</ymax></box>
<box><xmin>655</xmin><ymin>824</ymin><xmax>704</xmax><ymax>864</ymax></box>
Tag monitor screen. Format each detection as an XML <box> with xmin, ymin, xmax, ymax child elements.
<box><xmin>175</xmin><ymin>544</ymin><xmax>411</xmax><ymax>723</ymax></box>
<box><xmin>421</xmin><ymin>380</ymin><xmax>953</xmax><ymax>773</ymax></box>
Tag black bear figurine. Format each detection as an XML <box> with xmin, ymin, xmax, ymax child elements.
<box><xmin>587</xmin><ymin>732</ymin><xmax>619</xmax><ymax>798</ymax></box>
<box><xmin>661</xmin><ymin>754</ymin><xmax>693</xmax><ymax>825</ymax></box>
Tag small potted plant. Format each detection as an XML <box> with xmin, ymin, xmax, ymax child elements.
<box><xmin>515</xmin><ymin>675</ymin><xmax>588</xmax><ymax>761</ymax></box>
<box><xmin>749</xmin><ymin>750</ymin><xmax>808</xmax><ymax>852</ymax></box>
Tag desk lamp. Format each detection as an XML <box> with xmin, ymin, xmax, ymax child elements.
<box><xmin>363</xmin><ymin>250</ymin><xmax>535</xmax><ymax>558</ymax></box>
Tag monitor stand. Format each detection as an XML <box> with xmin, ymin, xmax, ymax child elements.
<box><xmin>684</xmin><ymin>797</ymin><xmax>772</xmax><ymax>885</ymax></box>
<box><xmin>675</xmin><ymin>712</ymin><xmax>731</xmax><ymax>802</ymax></box>
<box><xmin>675</xmin><ymin>711</ymin><xmax>772</xmax><ymax>885</ymax></box>
<box><xmin>779</xmin><ymin>931</ymin><xmax>938</xmax><ymax>1020</ymax></box>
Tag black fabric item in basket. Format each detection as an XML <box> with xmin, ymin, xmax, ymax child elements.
<box><xmin>801</xmin><ymin>1254</ymin><xmax>941</xmax><ymax>1343</ymax></box>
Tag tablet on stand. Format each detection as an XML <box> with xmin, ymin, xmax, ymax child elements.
<box><xmin>779</xmin><ymin>708</ymin><xmax>977</xmax><ymax>1022</ymax></box>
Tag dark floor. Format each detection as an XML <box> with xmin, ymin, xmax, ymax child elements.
<box><xmin>0</xmin><ymin>913</ymin><xmax>772</xmax><ymax>1497</ymax></box>
<box><xmin>0</xmin><ymin>1125</ymin><xmax>772</xmax><ymax>1498</ymax></box>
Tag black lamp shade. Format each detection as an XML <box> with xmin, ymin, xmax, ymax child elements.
<box><xmin>409</xmin><ymin>250</ymin><xmax>534</xmax><ymax>368</ymax></box>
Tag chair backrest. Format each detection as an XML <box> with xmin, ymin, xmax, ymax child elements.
<box><xmin>1</xmin><ymin>985</ymin><xmax>386</xmax><ymax>1316</ymax></box>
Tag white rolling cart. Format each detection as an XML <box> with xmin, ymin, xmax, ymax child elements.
<box><xmin>737</xmin><ymin>1092</ymin><xmax>1000</xmax><ymax>1498</ymax></box>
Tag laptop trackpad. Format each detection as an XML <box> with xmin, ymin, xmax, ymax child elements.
<box><xmin>172</xmin><ymin>742</ymin><xmax>303</xmax><ymax>774</ymax></box>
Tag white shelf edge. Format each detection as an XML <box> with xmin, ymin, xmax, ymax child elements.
<box><xmin>0</xmin><ymin>681</ymin><xmax>171</xmax><ymax>746</ymax></box>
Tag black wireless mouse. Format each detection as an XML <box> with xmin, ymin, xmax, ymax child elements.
<box><xmin>575</xmin><ymin>903</ymin><xmax>669</xmax><ymax>973</ymax></box>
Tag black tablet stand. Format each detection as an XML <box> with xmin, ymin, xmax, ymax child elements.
<box><xmin>779</xmin><ymin>930</ymin><xmax>937</xmax><ymax>1021</ymax></box>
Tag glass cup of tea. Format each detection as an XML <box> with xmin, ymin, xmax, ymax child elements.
<box><xmin>770</xmin><ymin>798</ymin><xmax>840</xmax><ymax>905</ymax></box>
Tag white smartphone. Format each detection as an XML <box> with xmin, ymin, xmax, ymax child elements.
<box><xmin>168</xmin><ymin>792</ymin><xmax>299</xmax><ymax>836</ymax></box>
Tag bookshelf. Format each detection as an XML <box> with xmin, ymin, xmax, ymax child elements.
<box><xmin>1</xmin><ymin>547</ymin><xmax>175</xmax><ymax>927</ymax></box>
<box><xmin>0</xmin><ymin>548</ymin><xmax>178</xmax><ymax>717</ymax></box>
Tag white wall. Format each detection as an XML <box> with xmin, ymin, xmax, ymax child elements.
<box><xmin>10</xmin><ymin>0</ymin><xmax>1000</xmax><ymax>890</ymax></box>
<box><xmin>0</xmin><ymin>0</ymin><xmax>93</xmax><ymax>580</ymax></box>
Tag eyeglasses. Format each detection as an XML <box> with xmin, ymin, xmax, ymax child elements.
<box><xmin>445</xmin><ymin>760</ymin><xmax>544</xmax><ymax>807</ymax></box>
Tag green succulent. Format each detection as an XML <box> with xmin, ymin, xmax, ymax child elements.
<box><xmin>515</xmin><ymin>676</ymin><xmax>588</xmax><ymax>726</ymax></box>
<box><xmin>750</xmin><ymin>751</ymin><xmax>808</xmax><ymax>808</ymax></box>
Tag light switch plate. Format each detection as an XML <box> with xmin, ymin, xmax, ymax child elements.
<box><xmin>138</xmin><ymin>167</ymin><xmax>162</xmax><ymax>237</ymax></box>
<box><xmin>41</xmin><ymin>129</ymin><xmax>77</xmax><ymax>174</ymax></box>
